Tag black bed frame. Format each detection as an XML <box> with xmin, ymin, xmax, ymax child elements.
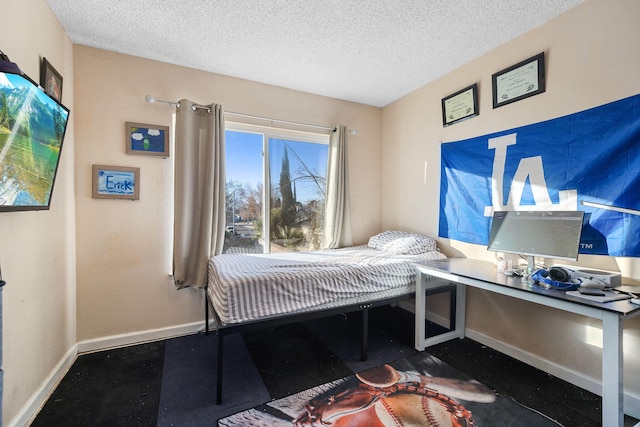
<box><xmin>205</xmin><ymin>284</ymin><xmax>457</xmax><ymax>404</ymax></box>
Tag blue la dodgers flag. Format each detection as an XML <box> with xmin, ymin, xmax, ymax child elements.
<box><xmin>439</xmin><ymin>93</ymin><xmax>640</xmax><ymax>257</ymax></box>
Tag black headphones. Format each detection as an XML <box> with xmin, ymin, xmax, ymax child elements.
<box><xmin>531</xmin><ymin>267</ymin><xmax>580</xmax><ymax>291</ymax></box>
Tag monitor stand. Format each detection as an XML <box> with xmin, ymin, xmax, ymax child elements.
<box><xmin>527</xmin><ymin>256</ymin><xmax>536</xmax><ymax>273</ymax></box>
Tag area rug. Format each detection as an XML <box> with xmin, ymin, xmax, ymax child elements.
<box><xmin>218</xmin><ymin>352</ymin><xmax>561</xmax><ymax>426</ymax></box>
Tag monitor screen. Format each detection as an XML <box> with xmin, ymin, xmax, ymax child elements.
<box><xmin>487</xmin><ymin>211</ymin><xmax>584</xmax><ymax>264</ymax></box>
<box><xmin>0</xmin><ymin>68</ymin><xmax>70</xmax><ymax>211</ymax></box>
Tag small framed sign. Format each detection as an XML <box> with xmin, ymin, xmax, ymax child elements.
<box><xmin>125</xmin><ymin>122</ymin><xmax>169</xmax><ymax>157</ymax></box>
<box><xmin>40</xmin><ymin>57</ymin><xmax>63</xmax><ymax>102</ymax></box>
<box><xmin>92</xmin><ymin>165</ymin><xmax>140</xmax><ymax>200</ymax></box>
<box><xmin>441</xmin><ymin>83</ymin><xmax>479</xmax><ymax>127</ymax></box>
<box><xmin>492</xmin><ymin>52</ymin><xmax>545</xmax><ymax>108</ymax></box>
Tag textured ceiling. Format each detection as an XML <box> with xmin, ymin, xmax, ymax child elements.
<box><xmin>45</xmin><ymin>0</ymin><xmax>584</xmax><ymax>107</ymax></box>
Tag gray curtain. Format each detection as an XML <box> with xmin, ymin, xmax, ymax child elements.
<box><xmin>323</xmin><ymin>125</ymin><xmax>353</xmax><ymax>248</ymax></box>
<box><xmin>172</xmin><ymin>99</ymin><xmax>226</xmax><ymax>289</ymax></box>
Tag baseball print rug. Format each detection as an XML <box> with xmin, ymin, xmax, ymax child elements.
<box><xmin>218</xmin><ymin>352</ymin><xmax>561</xmax><ymax>426</ymax></box>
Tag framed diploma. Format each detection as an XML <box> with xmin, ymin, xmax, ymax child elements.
<box><xmin>492</xmin><ymin>52</ymin><xmax>545</xmax><ymax>108</ymax></box>
<box><xmin>441</xmin><ymin>83</ymin><xmax>479</xmax><ymax>127</ymax></box>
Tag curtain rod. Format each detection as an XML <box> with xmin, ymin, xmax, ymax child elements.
<box><xmin>145</xmin><ymin>95</ymin><xmax>212</xmax><ymax>113</ymax></box>
<box><xmin>145</xmin><ymin>95</ymin><xmax>335</xmax><ymax>132</ymax></box>
<box><xmin>224</xmin><ymin>111</ymin><xmax>335</xmax><ymax>132</ymax></box>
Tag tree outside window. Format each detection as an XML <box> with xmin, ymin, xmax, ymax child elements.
<box><xmin>223</xmin><ymin>125</ymin><xmax>329</xmax><ymax>254</ymax></box>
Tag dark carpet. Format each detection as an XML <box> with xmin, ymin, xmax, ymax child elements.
<box><xmin>31</xmin><ymin>340</ymin><xmax>165</xmax><ymax>426</ymax></box>
<box><xmin>31</xmin><ymin>306</ymin><xmax>639</xmax><ymax>426</ymax></box>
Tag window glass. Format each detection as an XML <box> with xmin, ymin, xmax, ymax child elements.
<box><xmin>268</xmin><ymin>138</ymin><xmax>329</xmax><ymax>252</ymax></box>
<box><xmin>223</xmin><ymin>129</ymin><xmax>264</xmax><ymax>254</ymax></box>
<box><xmin>224</xmin><ymin>124</ymin><xmax>329</xmax><ymax>253</ymax></box>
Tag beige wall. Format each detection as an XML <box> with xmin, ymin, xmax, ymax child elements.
<box><xmin>0</xmin><ymin>1</ymin><xmax>76</xmax><ymax>425</ymax></box>
<box><xmin>382</xmin><ymin>0</ymin><xmax>640</xmax><ymax>409</ymax></box>
<box><xmin>73</xmin><ymin>47</ymin><xmax>383</xmax><ymax>341</ymax></box>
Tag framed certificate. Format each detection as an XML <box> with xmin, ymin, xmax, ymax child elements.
<box><xmin>441</xmin><ymin>83</ymin><xmax>479</xmax><ymax>127</ymax></box>
<box><xmin>492</xmin><ymin>52</ymin><xmax>545</xmax><ymax>108</ymax></box>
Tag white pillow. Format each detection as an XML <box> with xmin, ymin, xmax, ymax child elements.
<box><xmin>368</xmin><ymin>231</ymin><xmax>436</xmax><ymax>254</ymax></box>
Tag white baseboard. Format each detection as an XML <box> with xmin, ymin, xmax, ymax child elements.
<box><xmin>8</xmin><ymin>344</ymin><xmax>78</xmax><ymax>427</ymax></box>
<box><xmin>76</xmin><ymin>320</ymin><xmax>207</xmax><ymax>354</ymax></box>
<box><xmin>9</xmin><ymin>320</ymin><xmax>211</xmax><ymax>427</ymax></box>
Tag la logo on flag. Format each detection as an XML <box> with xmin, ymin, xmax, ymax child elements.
<box><xmin>483</xmin><ymin>133</ymin><xmax>577</xmax><ymax>218</ymax></box>
<box><xmin>439</xmin><ymin>94</ymin><xmax>640</xmax><ymax>257</ymax></box>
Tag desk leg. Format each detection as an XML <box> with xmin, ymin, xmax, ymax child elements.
<box><xmin>415</xmin><ymin>271</ymin><xmax>427</xmax><ymax>351</ymax></box>
<box><xmin>415</xmin><ymin>271</ymin><xmax>466</xmax><ymax>351</ymax></box>
<box><xmin>601</xmin><ymin>312</ymin><xmax>624</xmax><ymax>427</ymax></box>
<box><xmin>455</xmin><ymin>283</ymin><xmax>466</xmax><ymax>340</ymax></box>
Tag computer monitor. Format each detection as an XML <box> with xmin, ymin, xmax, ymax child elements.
<box><xmin>487</xmin><ymin>210</ymin><xmax>585</xmax><ymax>270</ymax></box>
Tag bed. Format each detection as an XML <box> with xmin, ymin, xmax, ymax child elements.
<box><xmin>205</xmin><ymin>231</ymin><xmax>453</xmax><ymax>403</ymax></box>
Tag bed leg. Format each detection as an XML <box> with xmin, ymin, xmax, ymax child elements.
<box><xmin>216</xmin><ymin>330</ymin><xmax>224</xmax><ymax>404</ymax></box>
<box><xmin>205</xmin><ymin>291</ymin><xmax>210</xmax><ymax>335</ymax></box>
<box><xmin>361</xmin><ymin>308</ymin><xmax>369</xmax><ymax>362</ymax></box>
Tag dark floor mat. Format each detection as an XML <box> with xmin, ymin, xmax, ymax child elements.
<box><xmin>302</xmin><ymin>310</ymin><xmax>419</xmax><ymax>372</ymax></box>
<box><xmin>157</xmin><ymin>332</ymin><xmax>269</xmax><ymax>426</ymax></box>
<box><xmin>242</xmin><ymin>322</ymin><xmax>353</xmax><ymax>399</ymax></box>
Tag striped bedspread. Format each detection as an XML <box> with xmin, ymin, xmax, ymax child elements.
<box><xmin>207</xmin><ymin>245</ymin><xmax>446</xmax><ymax>324</ymax></box>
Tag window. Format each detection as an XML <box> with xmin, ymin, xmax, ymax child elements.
<box><xmin>223</xmin><ymin>122</ymin><xmax>330</xmax><ymax>254</ymax></box>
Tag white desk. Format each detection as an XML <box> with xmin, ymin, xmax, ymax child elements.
<box><xmin>414</xmin><ymin>258</ymin><xmax>640</xmax><ymax>427</ymax></box>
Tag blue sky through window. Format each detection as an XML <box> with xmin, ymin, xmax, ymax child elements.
<box><xmin>225</xmin><ymin>130</ymin><xmax>329</xmax><ymax>203</ymax></box>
